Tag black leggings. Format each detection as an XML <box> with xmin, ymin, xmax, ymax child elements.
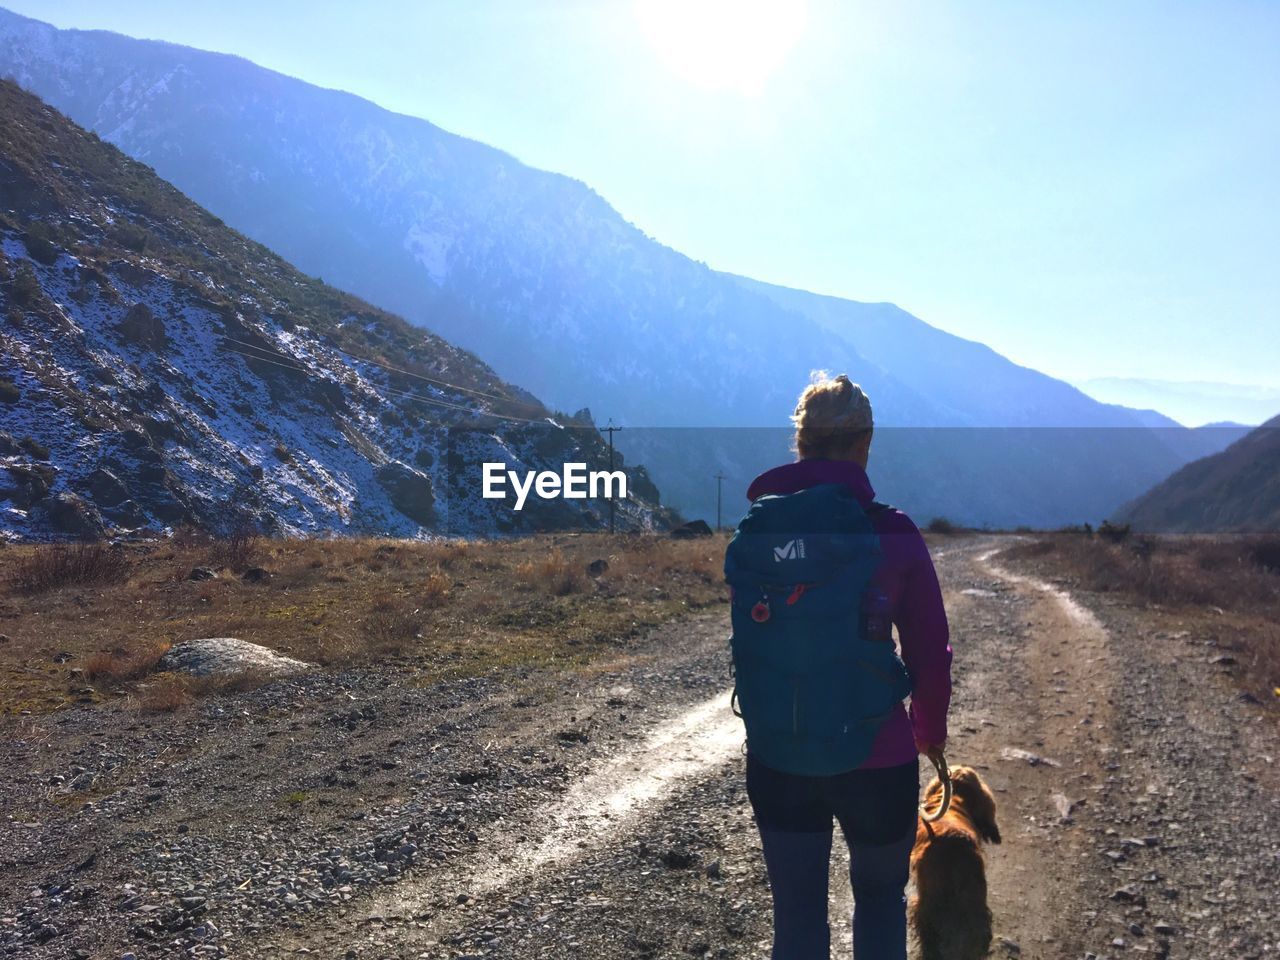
<box><xmin>747</xmin><ymin>755</ymin><xmax>919</xmax><ymax>960</ymax></box>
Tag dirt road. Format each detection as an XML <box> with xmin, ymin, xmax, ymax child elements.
<box><xmin>4</xmin><ymin>535</ymin><xmax>1276</xmax><ymax>958</ymax></box>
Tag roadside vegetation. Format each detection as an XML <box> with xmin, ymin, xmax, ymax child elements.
<box><xmin>1003</xmin><ymin>530</ymin><xmax>1280</xmax><ymax>706</ymax></box>
<box><xmin>0</xmin><ymin>531</ymin><xmax>728</xmax><ymax>715</ymax></box>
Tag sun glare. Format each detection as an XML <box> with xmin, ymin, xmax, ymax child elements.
<box><xmin>633</xmin><ymin>0</ymin><xmax>810</xmax><ymax>96</ymax></box>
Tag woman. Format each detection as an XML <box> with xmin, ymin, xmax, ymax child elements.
<box><xmin>735</xmin><ymin>373</ymin><xmax>952</xmax><ymax>959</ymax></box>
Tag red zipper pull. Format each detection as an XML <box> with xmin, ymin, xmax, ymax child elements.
<box><xmin>785</xmin><ymin>583</ymin><xmax>807</xmax><ymax>605</ymax></box>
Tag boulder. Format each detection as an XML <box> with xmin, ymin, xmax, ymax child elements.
<box><xmin>33</xmin><ymin>492</ymin><xmax>106</xmax><ymax>539</ymax></box>
<box><xmin>103</xmin><ymin>499</ymin><xmax>149</xmax><ymax>529</ymax></box>
<box><xmin>670</xmin><ymin>519</ymin><xmax>714</xmax><ymax>539</ymax></box>
<box><xmin>376</xmin><ymin>461</ymin><xmax>436</xmax><ymax>527</ymax></box>
<box><xmin>116</xmin><ymin>302</ymin><xmax>167</xmax><ymax>350</ymax></box>
<box><xmin>157</xmin><ymin>637</ymin><xmax>313</xmax><ymax>678</ymax></box>
<box><xmin>84</xmin><ymin>467</ymin><xmax>130</xmax><ymax>508</ymax></box>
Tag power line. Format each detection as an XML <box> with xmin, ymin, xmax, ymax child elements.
<box><xmin>218</xmin><ymin>341</ymin><xmax>548</xmax><ymax>424</ymax></box>
<box><xmin>220</xmin><ymin>334</ymin><xmax>541</xmax><ymax>412</ymax></box>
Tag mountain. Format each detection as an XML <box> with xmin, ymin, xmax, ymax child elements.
<box><xmin>1075</xmin><ymin>377</ymin><xmax>1280</xmax><ymax>428</ymax></box>
<box><xmin>1117</xmin><ymin>415</ymin><xmax>1280</xmax><ymax>532</ymax></box>
<box><xmin>0</xmin><ymin>80</ymin><xmax>670</xmax><ymax>540</ymax></box>
<box><xmin>0</xmin><ymin>7</ymin><xmax>1234</xmax><ymax>526</ymax></box>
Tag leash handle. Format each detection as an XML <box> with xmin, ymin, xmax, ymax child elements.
<box><xmin>920</xmin><ymin>750</ymin><xmax>952</xmax><ymax>823</ymax></box>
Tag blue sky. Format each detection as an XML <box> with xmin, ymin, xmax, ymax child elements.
<box><xmin>9</xmin><ymin>0</ymin><xmax>1279</xmax><ymax>389</ymax></box>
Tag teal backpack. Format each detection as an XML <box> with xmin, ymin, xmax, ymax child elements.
<box><xmin>724</xmin><ymin>482</ymin><xmax>913</xmax><ymax>776</ymax></box>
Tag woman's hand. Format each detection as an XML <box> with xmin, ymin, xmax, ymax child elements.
<box><xmin>915</xmin><ymin>738</ymin><xmax>946</xmax><ymax>767</ymax></box>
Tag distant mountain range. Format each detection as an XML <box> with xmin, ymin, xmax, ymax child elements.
<box><xmin>0</xmin><ymin>7</ymin><xmax>1243</xmax><ymax>527</ymax></box>
<box><xmin>0</xmin><ymin>80</ymin><xmax>668</xmax><ymax>540</ymax></box>
<box><xmin>1075</xmin><ymin>377</ymin><xmax>1280</xmax><ymax>428</ymax></box>
<box><xmin>1118</xmin><ymin>415</ymin><xmax>1280</xmax><ymax>532</ymax></box>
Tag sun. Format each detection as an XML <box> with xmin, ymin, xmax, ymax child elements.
<box><xmin>633</xmin><ymin>0</ymin><xmax>810</xmax><ymax>96</ymax></box>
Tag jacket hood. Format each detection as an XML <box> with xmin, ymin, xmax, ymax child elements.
<box><xmin>746</xmin><ymin>459</ymin><xmax>876</xmax><ymax>505</ymax></box>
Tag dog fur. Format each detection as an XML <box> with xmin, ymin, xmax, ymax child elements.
<box><xmin>909</xmin><ymin>765</ymin><xmax>1002</xmax><ymax>960</ymax></box>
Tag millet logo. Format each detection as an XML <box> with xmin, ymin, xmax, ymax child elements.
<box><xmin>773</xmin><ymin>539</ymin><xmax>806</xmax><ymax>562</ymax></box>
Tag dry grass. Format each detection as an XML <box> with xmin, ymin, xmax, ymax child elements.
<box><xmin>1003</xmin><ymin>532</ymin><xmax>1280</xmax><ymax>704</ymax></box>
<box><xmin>9</xmin><ymin>541</ymin><xmax>132</xmax><ymax>594</ymax></box>
<box><xmin>84</xmin><ymin>642</ymin><xmax>170</xmax><ymax>684</ymax></box>
<box><xmin>516</xmin><ymin>550</ymin><xmax>588</xmax><ymax>596</ymax></box>
<box><xmin>1004</xmin><ymin>533</ymin><xmax>1280</xmax><ymax>611</ymax></box>
<box><xmin>135</xmin><ymin>674</ymin><xmax>193</xmax><ymax>712</ymax></box>
<box><xmin>0</xmin><ymin>531</ymin><xmax>730</xmax><ymax>714</ymax></box>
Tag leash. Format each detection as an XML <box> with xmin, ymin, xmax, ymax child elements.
<box><xmin>920</xmin><ymin>750</ymin><xmax>952</xmax><ymax>824</ymax></box>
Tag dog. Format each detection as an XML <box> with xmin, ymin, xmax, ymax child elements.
<box><xmin>909</xmin><ymin>765</ymin><xmax>1002</xmax><ymax>960</ymax></box>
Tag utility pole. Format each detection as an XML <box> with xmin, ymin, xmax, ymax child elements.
<box><xmin>603</xmin><ymin>420</ymin><xmax>622</xmax><ymax>534</ymax></box>
<box><xmin>714</xmin><ymin>472</ymin><xmax>726</xmax><ymax>531</ymax></box>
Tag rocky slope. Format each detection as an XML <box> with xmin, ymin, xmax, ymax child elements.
<box><xmin>0</xmin><ymin>81</ymin><xmax>669</xmax><ymax>540</ymax></box>
<box><xmin>0</xmin><ymin>6</ymin><xmax>1236</xmax><ymax>527</ymax></box>
<box><xmin>1117</xmin><ymin>414</ymin><xmax>1280</xmax><ymax>532</ymax></box>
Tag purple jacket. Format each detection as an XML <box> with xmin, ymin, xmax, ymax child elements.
<box><xmin>745</xmin><ymin>459</ymin><xmax>952</xmax><ymax>769</ymax></box>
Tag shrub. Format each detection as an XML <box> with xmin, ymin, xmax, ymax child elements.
<box><xmin>1250</xmin><ymin>536</ymin><xmax>1280</xmax><ymax>575</ymax></box>
<box><xmin>360</xmin><ymin>596</ymin><xmax>424</xmax><ymax>654</ymax></box>
<box><xmin>10</xmin><ymin>542</ymin><xmax>132</xmax><ymax>594</ymax></box>
<box><xmin>926</xmin><ymin>517</ymin><xmax>957</xmax><ymax>535</ymax></box>
<box><xmin>9</xmin><ymin>264</ymin><xmax>42</xmax><ymax>306</ymax></box>
<box><xmin>207</xmin><ymin>523</ymin><xmax>260</xmax><ymax>572</ymax></box>
<box><xmin>85</xmin><ymin>642</ymin><xmax>169</xmax><ymax>684</ymax></box>
<box><xmin>0</xmin><ymin>379</ymin><xmax>18</xmax><ymax>404</ymax></box>
<box><xmin>136</xmin><ymin>675</ymin><xmax>192</xmax><ymax>712</ymax></box>
<box><xmin>19</xmin><ymin>436</ymin><xmax>50</xmax><ymax>460</ymax></box>
<box><xmin>420</xmin><ymin>568</ymin><xmax>452</xmax><ymax>609</ymax></box>
<box><xmin>22</xmin><ymin>221</ymin><xmax>59</xmax><ymax>266</ymax></box>
<box><xmin>1097</xmin><ymin>520</ymin><xmax>1131</xmax><ymax>544</ymax></box>
<box><xmin>112</xmin><ymin>221</ymin><xmax>150</xmax><ymax>254</ymax></box>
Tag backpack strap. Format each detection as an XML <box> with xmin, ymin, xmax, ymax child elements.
<box><xmin>867</xmin><ymin>501</ymin><xmax>894</xmax><ymax>516</ymax></box>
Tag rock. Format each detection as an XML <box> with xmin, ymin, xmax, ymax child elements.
<box><xmin>33</xmin><ymin>492</ymin><xmax>107</xmax><ymax>539</ymax></box>
<box><xmin>156</xmin><ymin>638</ymin><xmax>313</xmax><ymax>678</ymax></box>
<box><xmin>116</xmin><ymin>302</ymin><xmax>167</xmax><ymax>350</ymax></box>
<box><xmin>1208</xmin><ymin>654</ymin><xmax>1237</xmax><ymax>666</ymax></box>
<box><xmin>187</xmin><ymin>566</ymin><xmax>218</xmax><ymax>582</ymax></box>
<box><xmin>999</xmin><ymin>746</ymin><xmax>1060</xmax><ymax>767</ymax></box>
<box><xmin>659</xmin><ymin>847</ymin><xmax>698</xmax><ymax>869</ymax></box>
<box><xmin>669</xmin><ymin>519</ymin><xmax>713</xmax><ymax>539</ymax></box>
<box><xmin>241</xmin><ymin>567</ymin><xmax>272</xmax><ymax>584</ymax></box>
<box><xmin>83</xmin><ymin>467</ymin><xmax>131</xmax><ymax>508</ymax></box>
<box><xmin>1052</xmin><ymin>792</ymin><xmax>1080</xmax><ymax>820</ymax></box>
<box><xmin>104</xmin><ymin>499</ymin><xmax>149</xmax><ymax>528</ymax></box>
<box><xmin>376</xmin><ymin>461</ymin><xmax>435</xmax><ymax>527</ymax></box>
<box><xmin>5</xmin><ymin>463</ymin><xmax>56</xmax><ymax>507</ymax></box>
<box><xmin>586</xmin><ymin>558</ymin><xmax>609</xmax><ymax>577</ymax></box>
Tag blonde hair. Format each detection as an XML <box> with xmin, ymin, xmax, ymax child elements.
<box><xmin>792</xmin><ymin>372</ymin><xmax>874</xmax><ymax>459</ymax></box>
